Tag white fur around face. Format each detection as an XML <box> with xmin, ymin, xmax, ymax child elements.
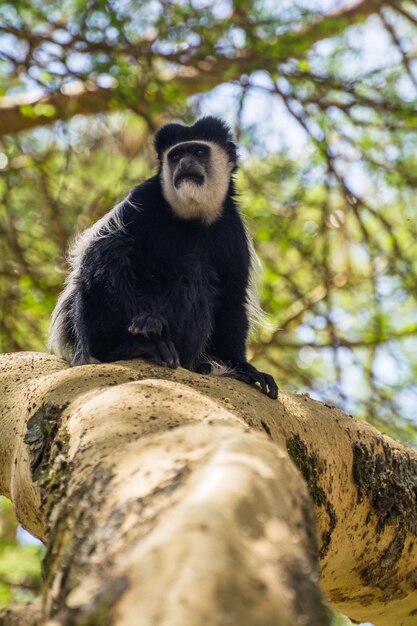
<box><xmin>161</xmin><ymin>140</ymin><xmax>233</xmax><ymax>224</ymax></box>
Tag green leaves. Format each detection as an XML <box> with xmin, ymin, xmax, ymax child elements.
<box><xmin>0</xmin><ymin>498</ymin><xmax>44</xmax><ymax>609</ymax></box>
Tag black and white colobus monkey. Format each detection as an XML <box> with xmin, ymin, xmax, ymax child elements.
<box><xmin>49</xmin><ymin>116</ymin><xmax>278</xmax><ymax>399</ymax></box>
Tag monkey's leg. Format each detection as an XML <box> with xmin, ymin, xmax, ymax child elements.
<box><xmin>70</xmin><ymin>291</ymin><xmax>100</xmax><ymax>366</ymax></box>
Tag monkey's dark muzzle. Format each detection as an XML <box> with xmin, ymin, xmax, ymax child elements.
<box><xmin>174</xmin><ymin>160</ymin><xmax>205</xmax><ymax>188</ymax></box>
<box><xmin>174</xmin><ymin>173</ymin><xmax>204</xmax><ymax>187</ymax></box>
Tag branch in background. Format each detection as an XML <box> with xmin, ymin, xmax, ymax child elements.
<box><xmin>0</xmin><ymin>601</ymin><xmax>42</xmax><ymax>626</ymax></box>
<box><xmin>380</xmin><ymin>7</ymin><xmax>417</xmax><ymax>90</ymax></box>
<box><xmin>0</xmin><ymin>0</ymin><xmax>387</xmax><ymax>137</ymax></box>
<box><xmin>0</xmin><ymin>83</ymin><xmax>116</xmax><ymax>137</ymax></box>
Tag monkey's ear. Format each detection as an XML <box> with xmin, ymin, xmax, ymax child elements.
<box><xmin>154</xmin><ymin>122</ymin><xmax>187</xmax><ymax>159</ymax></box>
<box><xmin>226</xmin><ymin>140</ymin><xmax>237</xmax><ymax>165</ymax></box>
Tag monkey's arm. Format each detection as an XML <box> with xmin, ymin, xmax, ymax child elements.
<box><xmin>71</xmin><ymin>237</ymin><xmax>179</xmax><ymax>368</ymax></box>
<box><xmin>204</xmin><ymin>290</ymin><xmax>278</xmax><ymax>400</ymax></box>
<box><xmin>201</xmin><ymin>212</ymin><xmax>278</xmax><ymax>399</ymax></box>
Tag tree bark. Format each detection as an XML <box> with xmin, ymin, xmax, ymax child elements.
<box><xmin>1</xmin><ymin>352</ymin><xmax>417</xmax><ymax>626</ymax></box>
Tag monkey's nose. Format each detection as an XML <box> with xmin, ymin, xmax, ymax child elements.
<box><xmin>178</xmin><ymin>156</ymin><xmax>193</xmax><ymax>172</ymax></box>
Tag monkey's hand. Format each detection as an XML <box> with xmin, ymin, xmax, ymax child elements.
<box><xmin>230</xmin><ymin>362</ymin><xmax>278</xmax><ymax>400</ymax></box>
<box><xmin>128</xmin><ymin>314</ymin><xmax>166</xmax><ymax>338</ymax></box>
<box><xmin>128</xmin><ymin>314</ymin><xmax>180</xmax><ymax>368</ymax></box>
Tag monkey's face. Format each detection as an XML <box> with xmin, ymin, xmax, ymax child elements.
<box><xmin>161</xmin><ymin>140</ymin><xmax>235</xmax><ymax>224</ymax></box>
<box><xmin>168</xmin><ymin>142</ymin><xmax>209</xmax><ymax>189</ymax></box>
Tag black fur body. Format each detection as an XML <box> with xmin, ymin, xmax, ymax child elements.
<box><xmin>65</xmin><ymin>175</ymin><xmax>250</xmax><ymax>368</ymax></box>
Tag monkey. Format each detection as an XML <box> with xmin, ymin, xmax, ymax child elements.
<box><xmin>49</xmin><ymin>116</ymin><xmax>278</xmax><ymax>399</ymax></box>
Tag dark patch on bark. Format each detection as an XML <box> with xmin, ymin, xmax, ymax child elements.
<box><xmin>352</xmin><ymin>440</ymin><xmax>417</xmax><ymax>534</ymax></box>
<box><xmin>43</xmin><ymin>453</ymin><xmax>192</xmax><ymax>621</ymax></box>
<box><xmin>283</xmin><ymin>557</ymin><xmax>332</xmax><ymax>626</ymax></box>
<box><xmin>260</xmin><ymin>419</ymin><xmax>272</xmax><ymax>439</ymax></box>
<box><xmin>358</xmin><ymin>529</ymin><xmax>407</xmax><ymax>600</ymax></box>
<box><xmin>300</xmin><ymin>499</ymin><xmax>321</xmax><ymax>564</ymax></box>
<box><xmin>327</xmin><ymin>587</ymin><xmax>374</xmax><ymax>607</ymax></box>
<box><xmin>64</xmin><ymin>575</ymin><xmax>128</xmax><ymax>626</ymax></box>
<box><xmin>24</xmin><ymin>401</ymin><xmax>68</xmax><ymax>480</ymax></box>
<box><xmin>406</xmin><ymin>567</ymin><xmax>417</xmax><ymax>591</ymax></box>
<box><xmin>149</xmin><ymin>464</ymin><xmax>190</xmax><ymax>496</ymax></box>
<box><xmin>286</xmin><ymin>434</ymin><xmax>337</xmax><ymax>558</ymax></box>
<box><xmin>352</xmin><ymin>441</ymin><xmax>417</xmax><ymax>595</ymax></box>
<box><xmin>43</xmin><ymin>466</ymin><xmax>116</xmax><ymax>618</ymax></box>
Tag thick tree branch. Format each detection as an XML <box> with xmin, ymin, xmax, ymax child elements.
<box><xmin>1</xmin><ymin>352</ymin><xmax>417</xmax><ymax>625</ymax></box>
<box><xmin>0</xmin><ymin>83</ymin><xmax>116</xmax><ymax>137</ymax></box>
<box><xmin>0</xmin><ymin>353</ymin><xmax>328</xmax><ymax>626</ymax></box>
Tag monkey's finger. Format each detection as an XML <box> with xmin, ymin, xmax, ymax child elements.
<box><xmin>154</xmin><ymin>340</ymin><xmax>170</xmax><ymax>366</ymax></box>
<box><xmin>235</xmin><ymin>370</ymin><xmax>264</xmax><ymax>393</ymax></box>
<box><xmin>257</xmin><ymin>376</ymin><xmax>269</xmax><ymax>396</ymax></box>
<box><xmin>128</xmin><ymin>314</ymin><xmax>166</xmax><ymax>337</ymax></box>
<box><xmin>167</xmin><ymin>340</ymin><xmax>180</xmax><ymax>367</ymax></box>
<box><xmin>159</xmin><ymin>340</ymin><xmax>178</xmax><ymax>368</ymax></box>
<box><xmin>252</xmin><ymin>371</ymin><xmax>278</xmax><ymax>399</ymax></box>
<box><xmin>257</xmin><ymin>373</ymin><xmax>278</xmax><ymax>400</ymax></box>
<box><xmin>142</xmin><ymin>315</ymin><xmax>164</xmax><ymax>337</ymax></box>
<box><xmin>263</xmin><ymin>373</ymin><xmax>278</xmax><ymax>400</ymax></box>
<box><xmin>155</xmin><ymin>339</ymin><xmax>179</xmax><ymax>368</ymax></box>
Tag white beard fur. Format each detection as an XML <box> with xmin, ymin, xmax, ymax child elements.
<box><xmin>161</xmin><ymin>141</ymin><xmax>233</xmax><ymax>225</ymax></box>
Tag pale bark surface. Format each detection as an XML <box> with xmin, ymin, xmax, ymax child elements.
<box><xmin>1</xmin><ymin>351</ymin><xmax>417</xmax><ymax>625</ymax></box>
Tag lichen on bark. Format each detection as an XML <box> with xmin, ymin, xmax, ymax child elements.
<box><xmin>24</xmin><ymin>401</ymin><xmax>68</xmax><ymax>481</ymax></box>
<box><xmin>286</xmin><ymin>433</ymin><xmax>337</xmax><ymax>558</ymax></box>
<box><xmin>352</xmin><ymin>440</ymin><xmax>417</xmax><ymax>534</ymax></box>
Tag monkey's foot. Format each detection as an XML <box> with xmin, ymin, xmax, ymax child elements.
<box><xmin>128</xmin><ymin>315</ymin><xmax>179</xmax><ymax>368</ymax></box>
<box><xmin>152</xmin><ymin>337</ymin><xmax>180</xmax><ymax>369</ymax></box>
<box><xmin>230</xmin><ymin>362</ymin><xmax>278</xmax><ymax>400</ymax></box>
<box><xmin>129</xmin><ymin>338</ymin><xmax>180</xmax><ymax>369</ymax></box>
<box><xmin>128</xmin><ymin>314</ymin><xmax>166</xmax><ymax>338</ymax></box>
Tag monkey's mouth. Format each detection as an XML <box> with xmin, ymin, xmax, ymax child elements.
<box><xmin>174</xmin><ymin>173</ymin><xmax>205</xmax><ymax>188</ymax></box>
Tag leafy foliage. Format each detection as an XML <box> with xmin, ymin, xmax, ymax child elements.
<box><xmin>0</xmin><ymin>497</ymin><xmax>44</xmax><ymax>608</ymax></box>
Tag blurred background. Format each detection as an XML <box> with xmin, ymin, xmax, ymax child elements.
<box><xmin>1</xmin><ymin>1</ymin><xmax>416</xmax><ymax>623</ymax></box>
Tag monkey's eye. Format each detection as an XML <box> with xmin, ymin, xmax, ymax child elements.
<box><xmin>195</xmin><ymin>149</ymin><xmax>205</xmax><ymax>158</ymax></box>
<box><xmin>170</xmin><ymin>152</ymin><xmax>180</xmax><ymax>162</ymax></box>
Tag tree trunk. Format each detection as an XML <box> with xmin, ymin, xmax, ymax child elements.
<box><xmin>1</xmin><ymin>352</ymin><xmax>417</xmax><ymax>626</ymax></box>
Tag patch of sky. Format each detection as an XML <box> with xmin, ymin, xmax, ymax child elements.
<box><xmin>0</xmin><ymin>33</ymin><xmax>29</xmax><ymax>64</ymax></box>
<box><xmin>373</xmin><ymin>347</ymin><xmax>407</xmax><ymax>386</ymax></box>
<box><xmin>394</xmin><ymin>387</ymin><xmax>417</xmax><ymax>428</ymax></box>
<box><xmin>311</xmin><ymin>15</ymin><xmax>395</xmax><ymax>81</ymax></box>
<box><xmin>66</xmin><ymin>52</ymin><xmax>92</xmax><ymax>74</ymax></box>
<box><xmin>196</xmin><ymin>80</ymin><xmax>309</xmax><ymax>157</ymax></box>
<box><xmin>297</xmin><ymin>324</ymin><xmax>316</xmax><ymax>343</ymax></box>
<box><xmin>52</xmin><ymin>29</ymin><xmax>73</xmax><ymax>45</ymax></box>
<box><xmin>16</xmin><ymin>525</ymin><xmax>43</xmax><ymax>547</ymax></box>
<box><xmin>191</xmin><ymin>0</ymin><xmax>232</xmax><ymax>19</ymax></box>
